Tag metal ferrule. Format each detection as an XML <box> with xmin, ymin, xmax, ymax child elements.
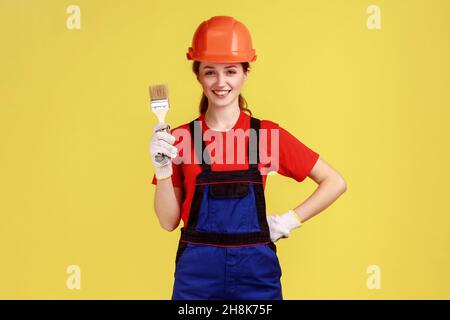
<box><xmin>151</xmin><ymin>99</ymin><xmax>169</xmax><ymax>108</ymax></box>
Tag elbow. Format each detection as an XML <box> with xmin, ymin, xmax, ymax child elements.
<box><xmin>160</xmin><ymin>222</ymin><xmax>178</xmax><ymax>232</ymax></box>
<box><xmin>324</xmin><ymin>174</ymin><xmax>347</xmax><ymax>194</ymax></box>
<box><xmin>337</xmin><ymin>176</ymin><xmax>347</xmax><ymax>194</ymax></box>
<box><xmin>154</xmin><ymin>203</ymin><xmax>181</xmax><ymax>232</ymax></box>
<box><xmin>161</xmin><ymin>225</ymin><xmax>177</xmax><ymax>232</ymax></box>
<box><xmin>158</xmin><ymin>217</ymin><xmax>180</xmax><ymax>232</ymax></box>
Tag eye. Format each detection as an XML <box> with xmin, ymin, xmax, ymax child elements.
<box><xmin>228</xmin><ymin>70</ymin><xmax>237</xmax><ymax>74</ymax></box>
<box><xmin>205</xmin><ymin>71</ymin><xmax>213</xmax><ymax>75</ymax></box>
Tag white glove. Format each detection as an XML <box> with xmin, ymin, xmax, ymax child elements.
<box><xmin>266</xmin><ymin>210</ymin><xmax>302</xmax><ymax>242</ymax></box>
<box><xmin>150</xmin><ymin>123</ymin><xmax>177</xmax><ymax>180</ymax></box>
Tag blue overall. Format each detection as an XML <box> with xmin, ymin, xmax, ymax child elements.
<box><xmin>172</xmin><ymin>117</ymin><xmax>283</xmax><ymax>300</ymax></box>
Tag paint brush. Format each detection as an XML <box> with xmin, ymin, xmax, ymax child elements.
<box><xmin>149</xmin><ymin>83</ymin><xmax>171</xmax><ymax>166</ymax></box>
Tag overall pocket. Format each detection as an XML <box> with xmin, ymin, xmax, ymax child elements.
<box><xmin>264</xmin><ymin>243</ymin><xmax>282</xmax><ymax>278</ymax></box>
<box><xmin>204</xmin><ymin>183</ymin><xmax>260</xmax><ymax>233</ymax></box>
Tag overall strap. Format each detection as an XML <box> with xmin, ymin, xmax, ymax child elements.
<box><xmin>249</xmin><ymin>117</ymin><xmax>260</xmax><ymax>170</ymax></box>
<box><xmin>189</xmin><ymin>116</ymin><xmax>261</xmax><ymax>172</ymax></box>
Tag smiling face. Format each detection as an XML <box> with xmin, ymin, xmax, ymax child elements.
<box><xmin>197</xmin><ymin>62</ymin><xmax>249</xmax><ymax>109</ymax></box>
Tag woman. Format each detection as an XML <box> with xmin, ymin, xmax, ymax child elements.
<box><xmin>150</xmin><ymin>16</ymin><xmax>347</xmax><ymax>300</ymax></box>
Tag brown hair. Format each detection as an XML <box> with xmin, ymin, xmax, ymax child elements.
<box><xmin>192</xmin><ymin>61</ymin><xmax>253</xmax><ymax>116</ymax></box>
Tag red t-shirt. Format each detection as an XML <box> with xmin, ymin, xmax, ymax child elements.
<box><xmin>152</xmin><ymin>110</ymin><xmax>320</xmax><ymax>226</ymax></box>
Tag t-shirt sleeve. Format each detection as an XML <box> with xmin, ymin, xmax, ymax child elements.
<box><xmin>277</xmin><ymin>125</ymin><xmax>320</xmax><ymax>182</ymax></box>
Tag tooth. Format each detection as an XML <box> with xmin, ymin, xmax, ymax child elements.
<box><xmin>214</xmin><ymin>90</ymin><xmax>229</xmax><ymax>95</ymax></box>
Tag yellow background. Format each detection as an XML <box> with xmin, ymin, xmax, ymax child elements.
<box><xmin>1</xmin><ymin>0</ymin><xmax>449</xmax><ymax>299</ymax></box>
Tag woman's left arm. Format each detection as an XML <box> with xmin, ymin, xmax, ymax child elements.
<box><xmin>293</xmin><ymin>157</ymin><xmax>347</xmax><ymax>223</ymax></box>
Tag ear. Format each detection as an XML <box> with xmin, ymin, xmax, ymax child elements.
<box><xmin>244</xmin><ymin>69</ymin><xmax>249</xmax><ymax>81</ymax></box>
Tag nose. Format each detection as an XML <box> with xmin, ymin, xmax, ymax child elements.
<box><xmin>215</xmin><ymin>72</ymin><xmax>226</xmax><ymax>87</ymax></box>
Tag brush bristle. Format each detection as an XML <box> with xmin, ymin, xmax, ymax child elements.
<box><xmin>149</xmin><ymin>84</ymin><xmax>169</xmax><ymax>101</ymax></box>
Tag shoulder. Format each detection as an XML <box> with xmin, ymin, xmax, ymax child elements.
<box><xmin>258</xmin><ymin>117</ymin><xmax>294</xmax><ymax>135</ymax></box>
<box><xmin>258</xmin><ymin>118</ymin><xmax>296</xmax><ymax>142</ymax></box>
<box><xmin>259</xmin><ymin>119</ymin><xmax>280</xmax><ymax>130</ymax></box>
<box><xmin>169</xmin><ymin>117</ymin><xmax>200</xmax><ymax>142</ymax></box>
<box><xmin>170</xmin><ymin>122</ymin><xmax>190</xmax><ymax>134</ymax></box>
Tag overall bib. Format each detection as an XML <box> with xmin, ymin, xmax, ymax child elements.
<box><xmin>172</xmin><ymin>117</ymin><xmax>282</xmax><ymax>300</ymax></box>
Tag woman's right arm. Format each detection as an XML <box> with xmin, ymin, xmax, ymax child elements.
<box><xmin>154</xmin><ymin>179</ymin><xmax>183</xmax><ymax>232</ymax></box>
<box><xmin>150</xmin><ymin>123</ymin><xmax>183</xmax><ymax>232</ymax></box>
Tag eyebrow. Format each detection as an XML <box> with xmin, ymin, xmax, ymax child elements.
<box><xmin>203</xmin><ymin>65</ymin><xmax>238</xmax><ymax>69</ymax></box>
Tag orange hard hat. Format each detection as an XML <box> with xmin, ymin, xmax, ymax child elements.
<box><xmin>186</xmin><ymin>16</ymin><xmax>257</xmax><ymax>63</ymax></box>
